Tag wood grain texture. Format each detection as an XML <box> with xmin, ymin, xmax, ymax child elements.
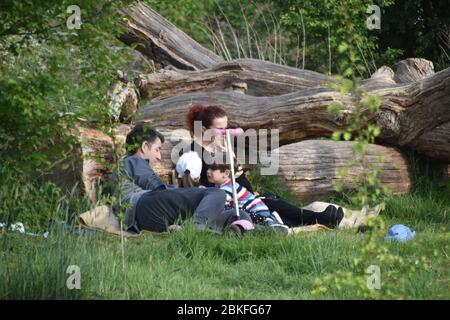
<box><xmin>119</xmin><ymin>2</ymin><xmax>223</xmax><ymax>70</ymax></box>
<box><xmin>274</xmin><ymin>140</ymin><xmax>411</xmax><ymax>201</ymax></box>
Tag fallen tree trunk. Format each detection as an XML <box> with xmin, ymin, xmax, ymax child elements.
<box><xmin>392</xmin><ymin>58</ymin><xmax>435</xmax><ymax>84</ymax></box>
<box><xmin>137</xmin><ymin>58</ymin><xmax>437</xmax><ymax>101</ymax></box>
<box><xmin>273</xmin><ymin>140</ymin><xmax>411</xmax><ymax>201</ymax></box>
<box><xmin>119</xmin><ymin>2</ymin><xmax>223</xmax><ymax>70</ymax></box>
<box><xmin>136</xmin><ymin>67</ymin><xmax>450</xmax><ymax>161</ymax></box>
<box><xmin>137</xmin><ymin>59</ymin><xmax>332</xmax><ymax>100</ymax></box>
<box><xmin>41</xmin><ymin>124</ymin><xmax>130</xmax><ymax>203</ymax></box>
<box><xmin>410</xmin><ymin>122</ymin><xmax>450</xmax><ymax>162</ymax></box>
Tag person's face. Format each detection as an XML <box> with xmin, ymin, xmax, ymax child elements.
<box><xmin>202</xmin><ymin>116</ymin><xmax>228</xmax><ymax>134</ymax></box>
<box><xmin>203</xmin><ymin>116</ymin><xmax>228</xmax><ymax>148</ymax></box>
<box><xmin>142</xmin><ymin>137</ymin><xmax>162</xmax><ymax>166</ymax></box>
<box><xmin>206</xmin><ymin>168</ymin><xmax>229</xmax><ymax>185</ymax></box>
<box><xmin>211</xmin><ymin>116</ymin><xmax>228</xmax><ymax>130</ymax></box>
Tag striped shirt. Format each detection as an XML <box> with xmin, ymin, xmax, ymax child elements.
<box><xmin>220</xmin><ymin>179</ymin><xmax>271</xmax><ymax>222</ymax></box>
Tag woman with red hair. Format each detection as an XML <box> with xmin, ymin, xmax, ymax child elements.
<box><xmin>183</xmin><ymin>103</ymin><xmax>254</xmax><ymax>191</ymax></box>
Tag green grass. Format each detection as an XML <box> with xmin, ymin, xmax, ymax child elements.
<box><xmin>1</xmin><ymin>160</ymin><xmax>449</xmax><ymax>299</ymax></box>
<box><xmin>1</xmin><ymin>217</ymin><xmax>448</xmax><ymax>299</ymax></box>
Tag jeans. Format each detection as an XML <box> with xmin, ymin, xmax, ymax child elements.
<box><xmin>135</xmin><ymin>187</ymin><xmax>250</xmax><ymax>233</ymax></box>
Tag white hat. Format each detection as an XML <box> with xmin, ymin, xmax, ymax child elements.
<box><xmin>176</xmin><ymin>151</ymin><xmax>202</xmax><ymax>179</ymax></box>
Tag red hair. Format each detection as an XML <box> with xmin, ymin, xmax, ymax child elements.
<box><xmin>186</xmin><ymin>104</ymin><xmax>227</xmax><ymax>136</ymax></box>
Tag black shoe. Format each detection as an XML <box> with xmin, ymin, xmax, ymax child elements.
<box><xmin>336</xmin><ymin>207</ymin><xmax>344</xmax><ymax>227</ymax></box>
<box><xmin>321</xmin><ymin>205</ymin><xmax>344</xmax><ymax>228</ymax></box>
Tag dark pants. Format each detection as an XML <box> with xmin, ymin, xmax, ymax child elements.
<box><xmin>263</xmin><ymin>198</ymin><xmax>338</xmax><ymax>227</ymax></box>
<box><xmin>135</xmin><ymin>187</ymin><xmax>247</xmax><ymax>233</ymax></box>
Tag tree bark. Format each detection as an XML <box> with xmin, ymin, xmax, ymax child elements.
<box><xmin>137</xmin><ymin>59</ymin><xmax>332</xmax><ymax>100</ymax></box>
<box><xmin>392</xmin><ymin>58</ymin><xmax>435</xmax><ymax>84</ymax></box>
<box><xmin>273</xmin><ymin>140</ymin><xmax>411</xmax><ymax>201</ymax></box>
<box><xmin>136</xmin><ymin>67</ymin><xmax>450</xmax><ymax>161</ymax></box>
<box><xmin>137</xmin><ymin>59</ymin><xmax>436</xmax><ymax>101</ymax></box>
<box><xmin>119</xmin><ymin>2</ymin><xmax>223</xmax><ymax>71</ymax></box>
<box><xmin>75</xmin><ymin>124</ymin><xmax>130</xmax><ymax>203</ymax></box>
<box><xmin>409</xmin><ymin>122</ymin><xmax>450</xmax><ymax>162</ymax></box>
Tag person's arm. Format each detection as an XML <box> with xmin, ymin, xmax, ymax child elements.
<box><xmin>220</xmin><ymin>185</ymin><xmax>233</xmax><ymax>207</ymax></box>
<box><xmin>123</xmin><ymin>157</ymin><xmax>166</xmax><ymax>191</ymax></box>
<box><xmin>235</xmin><ymin>184</ymin><xmax>270</xmax><ymax>214</ymax></box>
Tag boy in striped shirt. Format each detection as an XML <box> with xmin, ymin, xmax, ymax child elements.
<box><xmin>206</xmin><ymin>162</ymin><xmax>289</xmax><ymax>233</ymax></box>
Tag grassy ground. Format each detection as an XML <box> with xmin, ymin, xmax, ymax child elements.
<box><xmin>1</xmin><ymin>159</ymin><xmax>449</xmax><ymax>299</ymax></box>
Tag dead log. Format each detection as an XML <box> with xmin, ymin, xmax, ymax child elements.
<box><xmin>136</xmin><ymin>67</ymin><xmax>450</xmax><ymax>161</ymax></box>
<box><xmin>409</xmin><ymin>122</ymin><xmax>450</xmax><ymax>162</ymax></box>
<box><xmin>119</xmin><ymin>2</ymin><xmax>223</xmax><ymax>70</ymax></box>
<box><xmin>137</xmin><ymin>59</ymin><xmax>435</xmax><ymax>101</ymax></box>
<box><xmin>392</xmin><ymin>58</ymin><xmax>435</xmax><ymax>84</ymax></box>
<box><xmin>274</xmin><ymin>140</ymin><xmax>411</xmax><ymax>201</ymax></box>
<box><xmin>137</xmin><ymin>59</ymin><xmax>332</xmax><ymax>100</ymax></box>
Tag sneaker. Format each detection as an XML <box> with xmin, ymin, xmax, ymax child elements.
<box><xmin>321</xmin><ymin>205</ymin><xmax>344</xmax><ymax>228</ymax></box>
<box><xmin>336</xmin><ymin>207</ymin><xmax>344</xmax><ymax>226</ymax></box>
<box><xmin>271</xmin><ymin>211</ymin><xmax>285</xmax><ymax>225</ymax></box>
<box><xmin>264</xmin><ymin>218</ymin><xmax>289</xmax><ymax>235</ymax></box>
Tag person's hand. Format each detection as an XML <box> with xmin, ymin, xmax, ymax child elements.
<box><xmin>234</xmin><ymin>164</ymin><xmax>244</xmax><ymax>178</ymax></box>
<box><xmin>212</xmin><ymin>134</ymin><xmax>227</xmax><ymax>151</ymax></box>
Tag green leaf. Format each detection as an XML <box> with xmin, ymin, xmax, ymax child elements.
<box><xmin>327</xmin><ymin>103</ymin><xmax>342</xmax><ymax>114</ymax></box>
<box><xmin>334</xmin><ymin>182</ymin><xmax>344</xmax><ymax>192</ymax></box>
<box><xmin>338</xmin><ymin>43</ymin><xmax>348</xmax><ymax>53</ymax></box>
<box><xmin>332</xmin><ymin>131</ymin><xmax>342</xmax><ymax>141</ymax></box>
<box><xmin>373</xmin><ymin>127</ymin><xmax>381</xmax><ymax>137</ymax></box>
<box><xmin>343</xmin><ymin>132</ymin><xmax>352</xmax><ymax>141</ymax></box>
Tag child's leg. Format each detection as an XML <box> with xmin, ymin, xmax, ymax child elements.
<box><xmin>263</xmin><ymin>198</ymin><xmax>343</xmax><ymax>227</ymax></box>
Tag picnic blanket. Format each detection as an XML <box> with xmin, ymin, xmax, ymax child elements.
<box><xmin>77</xmin><ymin>202</ymin><xmax>382</xmax><ymax>237</ymax></box>
<box><xmin>78</xmin><ymin>205</ymin><xmax>144</xmax><ymax>237</ymax></box>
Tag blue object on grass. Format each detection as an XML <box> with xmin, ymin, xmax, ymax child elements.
<box><xmin>386</xmin><ymin>224</ymin><xmax>416</xmax><ymax>242</ymax></box>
